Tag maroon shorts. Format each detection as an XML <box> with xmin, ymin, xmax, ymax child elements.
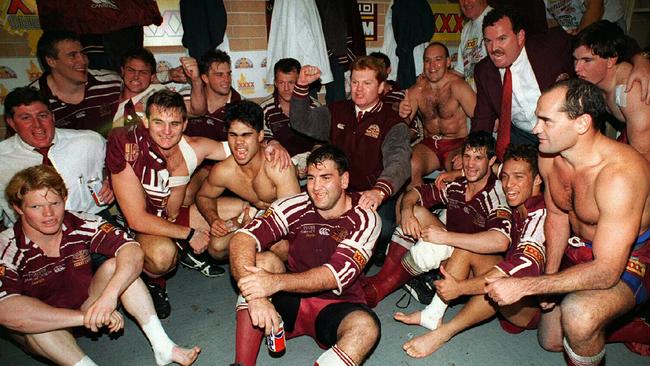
<box><xmin>420</xmin><ymin>136</ymin><xmax>465</xmax><ymax>167</ymax></box>
<box><xmin>498</xmin><ymin>309</ymin><xmax>541</xmax><ymax>334</ymax></box>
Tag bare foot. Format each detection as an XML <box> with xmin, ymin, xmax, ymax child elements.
<box><xmin>169</xmin><ymin>345</ymin><xmax>201</xmax><ymax>366</ymax></box>
<box><xmin>402</xmin><ymin>328</ymin><xmax>452</xmax><ymax>358</ymax></box>
<box><xmin>394</xmin><ymin>311</ymin><xmax>421</xmax><ymax>325</ymax></box>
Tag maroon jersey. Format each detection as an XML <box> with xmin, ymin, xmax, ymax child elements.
<box><xmin>106</xmin><ymin>125</ymin><xmax>170</xmax><ymax>218</ymax></box>
<box><xmin>0</xmin><ymin>212</ymin><xmax>135</xmax><ymax>309</ymax></box>
<box><xmin>259</xmin><ymin>92</ymin><xmax>321</xmax><ymax>156</ymax></box>
<box><xmin>31</xmin><ymin>70</ymin><xmax>122</xmax><ymax>136</ymax></box>
<box><xmin>240</xmin><ymin>192</ymin><xmax>380</xmax><ymax>303</ymax></box>
<box><xmin>495</xmin><ymin>195</ymin><xmax>546</xmax><ymax>277</ymax></box>
<box><xmin>184</xmin><ymin>88</ymin><xmax>242</xmax><ymax>141</ymax></box>
<box><xmin>415</xmin><ymin>174</ymin><xmax>512</xmax><ymax>237</ymax></box>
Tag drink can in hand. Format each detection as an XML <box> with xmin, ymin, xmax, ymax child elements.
<box><xmin>266</xmin><ymin>319</ymin><xmax>286</xmax><ymax>357</ymax></box>
<box><xmin>86</xmin><ymin>177</ymin><xmax>104</xmax><ymax>206</ymax></box>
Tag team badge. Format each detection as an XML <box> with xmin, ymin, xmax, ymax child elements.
<box><xmin>331</xmin><ymin>228</ymin><xmax>348</xmax><ymax>242</ymax></box>
<box><xmin>0</xmin><ymin>265</ymin><xmax>5</xmax><ymax>277</ymax></box>
<box><xmin>352</xmin><ymin>250</ymin><xmax>367</xmax><ymax>267</ymax></box>
<box><xmin>124</xmin><ymin>143</ymin><xmax>139</xmax><ymax>162</ymax></box>
<box><xmin>99</xmin><ymin>223</ymin><xmax>115</xmax><ymax>233</ymax></box>
<box><xmin>495</xmin><ymin>209</ymin><xmax>511</xmax><ymax>219</ymax></box>
<box><xmin>261</xmin><ymin>208</ymin><xmax>274</xmax><ymax>219</ymax></box>
<box><xmin>626</xmin><ymin>257</ymin><xmax>646</xmax><ymax>278</ymax></box>
<box><xmin>364</xmin><ymin>124</ymin><xmax>380</xmax><ymax>139</ymax></box>
<box><xmin>72</xmin><ymin>250</ymin><xmax>91</xmax><ymax>267</ymax></box>
<box><xmin>523</xmin><ymin>245</ymin><xmax>544</xmax><ymax>264</ymax></box>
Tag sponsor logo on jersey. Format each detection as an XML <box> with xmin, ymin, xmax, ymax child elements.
<box><xmin>261</xmin><ymin>208</ymin><xmax>274</xmax><ymax>219</ymax></box>
<box><xmin>91</xmin><ymin>0</ymin><xmax>119</xmax><ymax>10</ymax></box>
<box><xmin>495</xmin><ymin>209</ymin><xmax>511</xmax><ymax>219</ymax></box>
<box><xmin>364</xmin><ymin>124</ymin><xmax>380</xmax><ymax>138</ymax></box>
<box><xmin>99</xmin><ymin>223</ymin><xmax>115</xmax><ymax>233</ymax></box>
<box><xmin>331</xmin><ymin>228</ymin><xmax>348</xmax><ymax>242</ymax></box>
<box><xmin>319</xmin><ymin>227</ymin><xmax>330</xmax><ymax>236</ymax></box>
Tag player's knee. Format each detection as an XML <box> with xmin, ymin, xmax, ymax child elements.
<box><xmin>145</xmin><ymin>242</ymin><xmax>177</xmax><ymax>275</ymax></box>
<box><xmin>341</xmin><ymin>311</ymin><xmax>381</xmax><ymax>345</ymax></box>
<box><xmin>255</xmin><ymin>252</ymin><xmax>285</xmax><ymax>273</ymax></box>
<box><xmin>561</xmin><ymin>295</ymin><xmax>600</xmax><ymax>342</ymax></box>
<box><xmin>95</xmin><ymin>257</ymin><xmax>117</xmax><ymax>278</ymax></box>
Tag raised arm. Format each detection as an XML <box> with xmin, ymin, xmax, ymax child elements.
<box><xmin>289</xmin><ymin>66</ymin><xmax>332</xmax><ymax>141</ymax></box>
<box><xmin>181</xmin><ymin>57</ymin><xmax>208</xmax><ymax>117</ymax></box>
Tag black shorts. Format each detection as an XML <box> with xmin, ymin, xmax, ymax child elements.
<box><xmin>271</xmin><ymin>292</ymin><xmax>380</xmax><ymax>348</ymax></box>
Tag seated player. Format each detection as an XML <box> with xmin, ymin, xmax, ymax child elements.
<box><xmin>487</xmin><ymin>78</ymin><xmax>650</xmax><ymax>364</ymax></box>
<box><xmin>195</xmin><ymin>100</ymin><xmax>300</xmax><ymax>259</ymax></box>
<box><xmin>0</xmin><ymin>165</ymin><xmax>200</xmax><ymax>366</ymax></box>
<box><xmin>107</xmin><ymin>90</ymin><xmax>231</xmax><ymax>318</ymax></box>
<box><xmin>399</xmin><ymin>42</ymin><xmax>475</xmax><ymax>188</ymax></box>
<box><xmin>361</xmin><ymin>131</ymin><xmax>511</xmax><ymax>310</ymax></box>
<box><xmin>395</xmin><ymin>144</ymin><xmax>546</xmax><ymax>358</ymax></box>
<box><xmin>230</xmin><ymin>145</ymin><xmax>381</xmax><ymax>366</ymax></box>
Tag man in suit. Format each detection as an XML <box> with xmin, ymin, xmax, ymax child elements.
<box><xmin>471</xmin><ymin>7</ymin><xmax>573</xmax><ymax>161</ymax></box>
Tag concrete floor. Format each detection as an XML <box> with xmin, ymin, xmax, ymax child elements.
<box><xmin>1</xmin><ymin>264</ymin><xmax>647</xmax><ymax>366</ymax></box>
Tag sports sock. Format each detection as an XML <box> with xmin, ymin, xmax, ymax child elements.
<box><xmin>234</xmin><ymin>305</ymin><xmax>264</xmax><ymax>366</ymax></box>
<box><xmin>73</xmin><ymin>356</ymin><xmax>98</xmax><ymax>366</ymax></box>
<box><xmin>314</xmin><ymin>344</ymin><xmax>357</xmax><ymax>366</ymax></box>
<box><xmin>362</xmin><ymin>241</ymin><xmax>412</xmax><ymax>307</ymax></box>
<box><xmin>141</xmin><ymin>315</ymin><xmax>176</xmax><ymax>366</ymax></box>
<box><xmin>563</xmin><ymin>337</ymin><xmax>605</xmax><ymax>366</ymax></box>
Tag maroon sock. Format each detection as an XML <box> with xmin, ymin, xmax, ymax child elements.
<box><xmin>234</xmin><ymin>309</ymin><xmax>264</xmax><ymax>366</ymax></box>
<box><xmin>362</xmin><ymin>243</ymin><xmax>412</xmax><ymax>307</ymax></box>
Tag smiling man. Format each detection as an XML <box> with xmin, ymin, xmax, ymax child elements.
<box><xmin>107</xmin><ymin>89</ymin><xmax>231</xmax><ymax>318</ymax></box>
<box><xmin>0</xmin><ymin>87</ymin><xmax>112</xmax><ymax>229</ymax></box>
<box><xmin>399</xmin><ymin>42</ymin><xmax>476</xmax><ymax>188</ymax></box>
<box><xmin>195</xmin><ymin>100</ymin><xmax>300</xmax><ymax>261</ymax></box>
<box><xmin>487</xmin><ymin>78</ymin><xmax>650</xmax><ymax>365</ymax></box>
<box><xmin>289</xmin><ymin>56</ymin><xmax>410</xmax><ymax>265</ymax></box>
<box><xmin>229</xmin><ymin>145</ymin><xmax>381</xmax><ymax>366</ymax></box>
<box><xmin>361</xmin><ymin>132</ymin><xmax>512</xmax><ymax>326</ymax></box>
<box><xmin>394</xmin><ymin>143</ymin><xmax>546</xmax><ymax>358</ymax></box>
<box><xmin>30</xmin><ymin>31</ymin><xmax>122</xmax><ymax>136</ymax></box>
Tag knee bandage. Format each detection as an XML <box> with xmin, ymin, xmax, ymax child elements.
<box><xmin>402</xmin><ymin>239</ymin><xmax>454</xmax><ymax>275</ymax></box>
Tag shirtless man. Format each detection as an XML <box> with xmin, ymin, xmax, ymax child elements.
<box><xmin>486</xmin><ymin>78</ymin><xmax>650</xmax><ymax>365</ymax></box>
<box><xmin>399</xmin><ymin>42</ymin><xmax>476</xmax><ymax>187</ymax></box>
<box><xmin>395</xmin><ymin>144</ymin><xmax>546</xmax><ymax>358</ymax></box>
<box><xmin>573</xmin><ymin>20</ymin><xmax>650</xmax><ymax>162</ymax></box>
<box><xmin>196</xmin><ymin>100</ymin><xmax>300</xmax><ymax>259</ymax></box>
<box><xmin>107</xmin><ymin>90</ymin><xmax>231</xmax><ymax>318</ymax></box>
<box><xmin>0</xmin><ymin>165</ymin><xmax>199</xmax><ymax>366</ymax></box>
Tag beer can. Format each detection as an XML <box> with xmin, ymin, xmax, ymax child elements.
<box><xmin>266</xmin><ymin>319</ymin><xmax>286</xmax><ymax>357</ymax></box>
<box><xmin>86</xmin><ymin>177</ymin><xmax>104</xmax><ymax>206</ymax></box>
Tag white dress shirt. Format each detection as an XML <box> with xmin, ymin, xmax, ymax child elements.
<box><xmin>499</xmin><ymin>47</ymin><xmax>542</xmax><ymax>133</ymax></box>
<box><xmin>0</xmin><ymin>128</ymin><xmax>106</xmax><ymax>227</ymax></box>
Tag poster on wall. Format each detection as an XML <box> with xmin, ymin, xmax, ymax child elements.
<box><xmin>430</xmin><ymin>3</ymin><xmax>464</xmax><ymax>43</ymax></box>
<box><xmin>143</xmin><ymin>0</ymin><xmax>183</xmax><ymax>48</ymax></box>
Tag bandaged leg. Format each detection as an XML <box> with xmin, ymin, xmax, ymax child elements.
<box><xmin>402</xmin><ymin>239</ymin><xmax>454</xmax><ymax>275</ymax></box>
<box><xmin>418</xmin><ymin>295</ymin><xmax>448</xmax><ymax>330</ymax></box>
<box><xmin>314</xmin><ymin>344</ymin><xmax>358</xmax><ymax>366</ymax></box>
<box><xmin>362</xmin><ymin>228</ymin><xmax>415</xmax><ymax>307</ymax></box>
<box><xmin>73</xmin><ymin>356</ymin><xmax>98</xmax><ymax>366</ymax></box>
<box><xmin>141</xmin><ymin>315</ymin><xmax>176</xmax><ymax>366</ymax></box>
<box><xmin>234</xmin><ymin>295</ymin><xmax>264</xmax><ymax>366</ymax></box>
<box><xmin>563</xmin><ymin>337</ymin><xmax>605</xmax><ymax>366</ymax></box>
